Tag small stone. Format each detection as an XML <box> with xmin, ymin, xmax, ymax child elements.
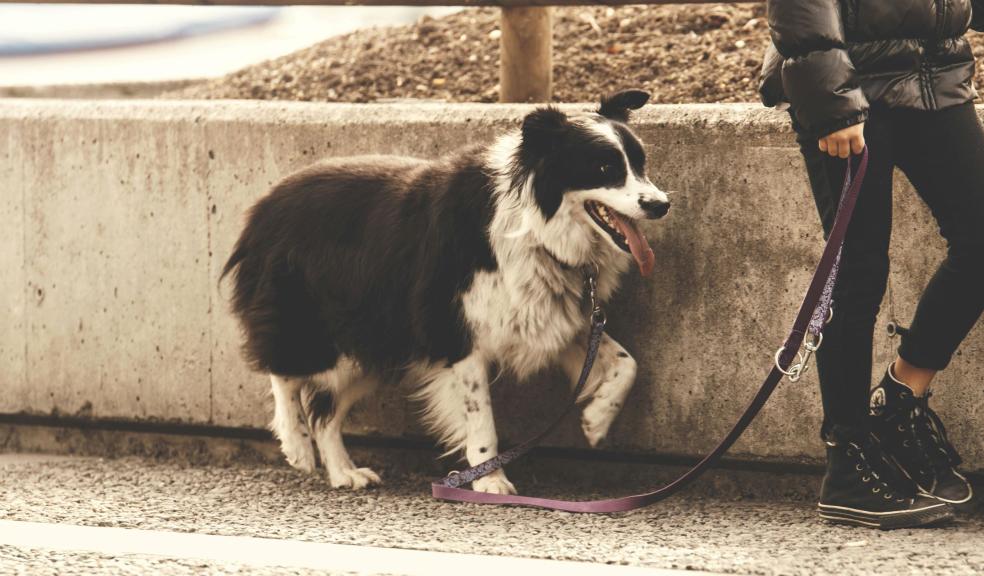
<box><xmin>488</xmin><ymin>29</ymin><xmax>501</xmax><ymax>40</ymax></box>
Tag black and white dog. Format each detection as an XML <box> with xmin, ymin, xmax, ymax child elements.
<box><xmin>222</xmin><ymin>90</ymin><xmax>670</xmax><ymax>494</ymax></box>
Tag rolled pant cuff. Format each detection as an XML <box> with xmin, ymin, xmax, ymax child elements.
<box><xmin>897</xmin><ymin>334</ymin><xmax>952</xmax><ymax>371</ymax></box>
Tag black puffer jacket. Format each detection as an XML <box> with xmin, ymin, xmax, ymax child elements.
<box><xmin>761</xmin><ymin>0</ymin><xmax>984</xmax><ymax>137</ymax></box>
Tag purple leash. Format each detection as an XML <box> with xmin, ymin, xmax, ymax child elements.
<box><xmin>433</xmin><ymin>148</ymin><xmax>870</xmax><ymax>513</ymax></box>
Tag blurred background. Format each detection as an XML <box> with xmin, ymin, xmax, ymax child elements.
<box><xmin>0</xmin><ymin>4</ymin><xmax>457</xmax><ymax>87</ymax></box>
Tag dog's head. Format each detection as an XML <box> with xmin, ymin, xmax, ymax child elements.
<box><xmin>512</xmin><ymin>90</ymin><xmax>669</xmax><ymax>276</ymax></box>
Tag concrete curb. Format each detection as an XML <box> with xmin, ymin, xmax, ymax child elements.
<box><xmin>1</xmin><ymin>100</ymin><xmax>981</xmax><ymax>471</ymax></box>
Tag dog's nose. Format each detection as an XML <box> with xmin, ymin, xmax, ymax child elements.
<box><xmin>639</xmin><ymin>199</ymin><xmax>670</xmax><ymax>219</ymax></box>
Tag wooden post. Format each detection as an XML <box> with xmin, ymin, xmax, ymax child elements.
<box><xmin>499</xmin><ymin>6</ymin><xmax>552</xmax><ymax>103</ymax></box>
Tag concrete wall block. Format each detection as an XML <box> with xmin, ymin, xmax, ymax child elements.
<box><xmin>17</xmin><ymin>107</ymin><xmax>211</xmax><ymax>421</ymax></box>
<box><xmin>612</xmin><ymin>141</ymin><xmax>827</xmax><ymax>459</ymax></box>
<box><xmin>1</xmin><ymin>100</ymin><xmax>980</xmax><ymax>470</ymax></box>
<box><xmin>0</xmin><ymin>119</ymin><xmax>26</xmax><ymax>413</ymax></box>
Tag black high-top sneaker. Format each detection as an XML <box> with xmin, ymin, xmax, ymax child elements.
<box><xmin>818</xmin><ymin>425</ymin><xmax>953</xmax><ymax>529</ymax></box>
<box><xmin>870</xmin><ymin>365</ymin><xmax>973</xmax><ymax>505</ymax></box>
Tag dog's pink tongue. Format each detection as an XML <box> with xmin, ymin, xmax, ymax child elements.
<box><xmin>612</xmin><ymin>213</ymin><xmax>655</xmax><ymax>277</ymax></box>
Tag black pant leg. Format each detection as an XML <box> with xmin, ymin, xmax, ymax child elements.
<box><xmin>892</xmin><ymin>103</ymin><xmax>984</xmax><ymax>370</ymax></box>
<box><xmin>793</xmin><ymin>111</ymin><xmax>895</xmax><ymax>434</ymax></box>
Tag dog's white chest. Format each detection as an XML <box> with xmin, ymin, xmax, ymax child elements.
<box><xmin>462</xmin><ymin>270</ymin><xmax>584</xmax><ymax>378</ymax></box>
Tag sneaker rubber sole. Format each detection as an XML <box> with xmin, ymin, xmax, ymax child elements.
<box><xmin>817</xmin><ymin>501</ymin><xmax>953</xmax><ymax>530</ymax></box>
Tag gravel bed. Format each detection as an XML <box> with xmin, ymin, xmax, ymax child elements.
<box><xmin>171</xmin><ymin>4</ymin><xmax>984</xmax><ymax>106</ymax></box>
<box><xmin>169</xmin><ymin>5</ymin><xmax>771</xmax><ymax>104</ymax></box>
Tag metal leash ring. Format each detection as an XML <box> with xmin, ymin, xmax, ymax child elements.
<box><xmin>774</xmin><ymin>332</ymin><xmax>824</xmax><ymax>383</ymax></box>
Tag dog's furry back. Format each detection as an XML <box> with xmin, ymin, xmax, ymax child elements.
<box><xmin>221</xmin><ymin>151</ymin><xmax>499</xmax><ymax>376</ymax></box>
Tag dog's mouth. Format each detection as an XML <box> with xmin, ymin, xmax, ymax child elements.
<box><xmin>584</xmin><ymin>200</ymin><xmax>655</xmax><ymax>277</ymax></box>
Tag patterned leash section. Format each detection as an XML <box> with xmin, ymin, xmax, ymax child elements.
<box><xmin>433</xmin><ymin>148</ymin><xmax>869</xmax><ymax>512</ymax></box>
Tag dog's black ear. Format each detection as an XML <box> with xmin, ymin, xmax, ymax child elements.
<box><xmin>598</xmin><ymin>89</ymin><xmax>650</xmax><ymax>122</ymax></box>
<box><xmin>519</xmin><ymin>107</ymin><xmax>568</xmax><ymax>220</ymax></box>
<box><xmin>521</xmin><ymin>107</ymin><xmax>568</xmax><ymax>156</ymax></box>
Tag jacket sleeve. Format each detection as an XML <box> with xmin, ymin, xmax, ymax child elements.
<box><xmin>972</xmin><ymin>1</ymin><xmax>984</xmax><ymax>31</ymax></box>
<box><xmin>767</xmin><ymin>0</ymin><xmax>869</xmax><ymax>137</ymax></box>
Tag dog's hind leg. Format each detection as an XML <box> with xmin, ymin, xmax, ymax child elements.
<box><xmin>411</xmin><ymin>354</ymin><xmax>517</xmax><ymax>495</ymax></box>
<box><xmin>304</xmin><ymin>357</ymin><xmax>382</xmax><ymax>489</ymax></box>
<box><xmin>270</xmin><ymin>374</ymin><xmax>318</xmax><ymax>472</ymax></box>
<box><xmin>560</xmin><ymin>333</ymin><xmax>638</xmax><ymax>448</ymax></box>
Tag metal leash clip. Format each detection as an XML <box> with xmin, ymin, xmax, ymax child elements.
<box><xmin>774</xmin><ymin>306</ymin><xmax>833</xmax><ymax>382</ymax></box>
<box><xmin>585</xmin><ymin>267</ymin><xmax>607</xmax><ymax>327</ymax></box>
<box><xmin>775</xmin><ymin>332</ymin><xmax>823</xmax><ymax>382</ymax></box>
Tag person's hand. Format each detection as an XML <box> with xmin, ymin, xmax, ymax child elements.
<box><xmin>819</xmin><ymin>123</ymin><xmax>865</xmax><ymax>158</ymax></box>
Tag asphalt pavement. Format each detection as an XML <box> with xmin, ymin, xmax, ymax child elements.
<box><xmin>1</xmin><ymin>452</ymin><xmax>982</xmax><ymax>575</ymax></box>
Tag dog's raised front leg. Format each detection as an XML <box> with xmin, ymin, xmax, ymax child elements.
<box><xmin>460</xmin><ymin>356</ymin><xmax>517</xmax><ymax>495</ymax></box>
<box><xmin>560</xmin><ymin>333</ymin><xmax>638</xmax><ymax>447</ymax></box>
<box><xmin>414</xmin><ymin>353</ymin><xmax>516</xmax><ymax>495</ymax></box>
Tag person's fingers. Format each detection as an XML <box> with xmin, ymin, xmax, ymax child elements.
<box><xmin>818</xmin><ymin>137</ymin><xmax>828</xmax><ymax>153</ymax></box>
<box><xmin>829</xmin><ymin>138</ymin><xmax>843</xmax><ymax>158</ymax></box>
<box><xmin>838</xmin><ymin>138</ymin><xmax>851</xmax><ymax>159</ymax></box>
<box><xmin>851</xmin><ymin>135</ymin><xmax>865</xmax><ymax>155</ymax></box>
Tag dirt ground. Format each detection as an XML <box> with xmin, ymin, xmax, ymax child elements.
<box><xmin>172</xmin><ymin>4</ymin><xmax>984</xmax><ymax>105</ymax></box>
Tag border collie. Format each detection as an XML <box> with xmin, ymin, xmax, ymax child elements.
<box><xmin>222</xmin><ymin>90</ymin><xmax>670</xmax><ymax>494</ymax></box>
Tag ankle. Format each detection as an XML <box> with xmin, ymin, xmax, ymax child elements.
<box><xmin>891</xmin><ymin>358</ymin><xmax>933</xmax><ymax>397</ymax></box>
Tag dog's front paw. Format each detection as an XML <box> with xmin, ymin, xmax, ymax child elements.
<box><xmin>580</xmin><ymin>398</ymin><xmax>621</xmax><ymax>448</ymax></box>
<box><xmin>472</xmin><ymin>470</ymin><xmax>517</xmax><ymax>495</ymax></box>
<box><xmin>328</xmin><ymin>466</ymin><xmax>382</xmax><ymax>490</ymax></box>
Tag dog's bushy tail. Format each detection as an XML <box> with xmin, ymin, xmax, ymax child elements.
<box><xmin>220</xmin><ymin>240</ymin><xmax>248</xmax><ymax>287</ymax></box>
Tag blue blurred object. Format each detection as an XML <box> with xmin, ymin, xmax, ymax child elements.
<box><xmin>0</xmin><ymin>5</ymin><xmax>281</xmax><ymax>56</ymax></box>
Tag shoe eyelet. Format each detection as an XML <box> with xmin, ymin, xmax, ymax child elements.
<box><xmin>846</xmin><ymin>450</ymin><xmax>854</xmax><ymax>457</ymax></box>
<box><xmin>873</xmin><ymin>487</ymin><xmax>881</xmax><ymax>493</ymax></box>
<box><xmin>855</xmin><ymin>464</ymin><xmax>864</xmax><ymax>471</ymax></box>
<box><xmin>884</xmin><ymin>493</ymin><xmax>893</xmax><ymax>499</ymax></box>
<box><xmin>862</xmin><ymin>476</ymin><xmax>871</xmax><ymax>482</ymax></box>
<box><xmin>898</xmin><ymin>425</ymin><xmax>906</xmax><ymax>432</ymax></box>
<box><xmin>903</xmin><ymin>440</ymin><xmax>911</xmax><ymax>448</ymax></box>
